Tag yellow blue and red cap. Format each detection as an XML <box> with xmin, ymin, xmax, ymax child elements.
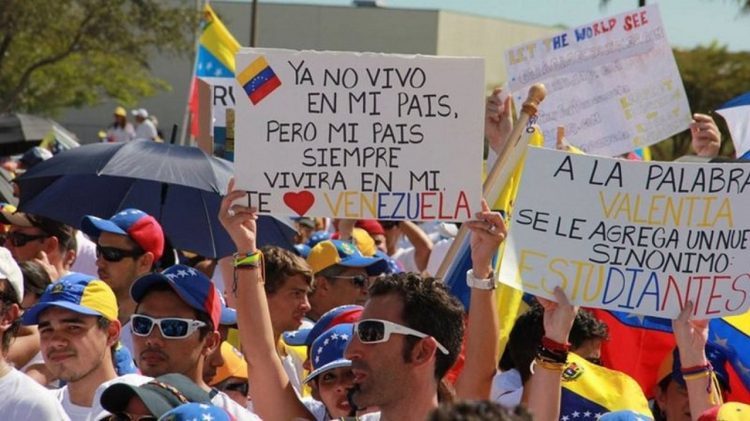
<box><xmin>22</xmin><ymin>272</ymin><xmax>118</xmax><ymax>324</ymax></box>
<box><xmin>306</xmin><ymin>240</ymin><xmax>386</xmax><ymax>275</ymax></box>
<box><xmin>81</xmin><ymin>208</ymin><xmax>164</xmax><ymax>261</ymax></box>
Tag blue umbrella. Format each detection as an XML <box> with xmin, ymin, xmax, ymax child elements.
<box><xmin>15</xmin><ymin>140</ymin><xmax>296</xmax><ymax>258</ymax></box>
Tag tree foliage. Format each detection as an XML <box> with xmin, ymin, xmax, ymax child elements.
<box><xmin>650</xmin><ymin>43</ymin><xmax>750</xmax><ymax>160</ymax></box>
<box><xmin>0</xmin><ymin>0</ymin><xmax>199</xmax><ymax>115</ymax></box>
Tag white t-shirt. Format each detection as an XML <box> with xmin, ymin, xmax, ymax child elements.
<box><xmin>302</xmin><ymin>396</ymin><xmax>329</xmax><ymax>421</ymax></box>
<box><xmin>490</xmin><ymin>369</ymin><xmax>523</xmax><ymax>408</ymax></box>
<box><xmin>52</xmin><ymin>373</ymin><xmax>151</xmax><ymax>421</ymax></box>
<box><xmin>0</xmin><ymin>367</ymin><xmax>70</xmax><ymax>420</ymax></box>
<box><xmin>71</xmin><ymin>231</ymin><xmax>98</xmax><ymax>277</ymax></box>
<box><xmin>134</xmin><ymin>119</ymin><xmax>158</xmax><ymax>141</ymax></box>
<box><xmin>211</xmin><ymin>390</ymin><xmax>262</xmax><ymax>421</ymax></box>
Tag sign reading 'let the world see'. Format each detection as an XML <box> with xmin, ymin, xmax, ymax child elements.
<box><xmin>499</xmin><ymin>148</ymin><xmax>750</xmax><ymax>319</ymax></box>
<box><xmin>232</xmin><ymin>48</ymin><xmax>484</xmax><ymax>221</ymax></box>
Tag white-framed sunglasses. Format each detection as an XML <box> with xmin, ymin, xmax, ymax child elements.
<box><xmin>130</xmin><ymin>314</ymin><xmax>206</xmax><ymax>339</ymax></box>
<box><xmin>353</xmin><ymin>318</ymin><xmax>450</xmax><ymax>355</ymax></box>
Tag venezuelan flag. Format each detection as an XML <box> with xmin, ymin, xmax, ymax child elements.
<box><xmin>236</xmin><ymin>56</ymin><xmax>282</xmax><ymax>105</ymax></box>
<box><xmin>442</xmin><ymin>126</ymin><xmax>543</xmax><ymax>356</ymax></box>
<box><xmin>189</xmin><ymin>4</ymin><xmax>241</xmax><ymax>136</ymax></box>
<box><xmin>560</xmin><ymin>353</ymin><xmax>652</xmax><ymax>418</ymax></box>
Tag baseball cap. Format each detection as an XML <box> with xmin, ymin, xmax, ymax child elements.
<box><xmin>132</xmin><ymin>108</ymin><xmax>149</xmax><ymax>118</ymax></box>
<box><xmin>22</xmin><ymin>272</ymin><xmax>118</xmax><ymax>325</ymax></box>
<box><xmin>283</xmin><ymin>304</ymin><xmax>363</xmax><ymax>347</ymax></box>
<box><xmin>356</xmin><ymin>219</ymin><xmax>385</xmax><ymax>237</ymax></box>
<box><xmin>0</xmin><ymin>211</ymin><xmax>74</xmax><ymax>246</ymax></box>
<box><xmin>306</xmin><ymin>240</ymin><xmax>385</xmax><ymax>275</ymax></box>
<box><xmin>656</xmin><ymin>345</ymin><xmax>730</xmax><ymax>391</ymax></box>
<box><xmin>0</xmin><ymin>247</ymin><xmax>23</xmax><ymax>303</ymax></box>
<box><xmin>305</xmin><ymin>231</ymin><xmax>331</xmax><ymax>248</ymax></box>
<box><xmin>19</xmin><ymin>146</ymin><xmax>53</xmax><ymax>170</ymax></box>
<box><xmin>114</xmin><ymin>106</ymin><xmax>127</xmax><ymax>117</ymax></box>
<box><xmin>303</xmin><ymin>323</ymin><xmax>354</xmax><ymax>384</ymax></box>
<box><xmin>100</xmin><ymin>373</ymin><xmax>211</xmax><ymax>418</ymax></box>
<box><xmin>210</xmin><ymin>342</ymin><xmax>248</xmax><ymax>385</ymax></box>
<box><xmin>81</xmin><ymin>208</ymin><xmax>164</xmax><ymax>261</ymax></box>
<box><xmin>599</xmin><ymin>410</ymin><xmax>652</xmax><ymax>420</ymax></box>
<box><xmin>331</xmin><ymin>228</ymin><xmax>377</xmax><ymax>257</ymax></box>
<box><xmin>699</xmin><ymin>402</ymin><xmax>750</xmax><ymax>421</ymax></box>
<box><xmin>159</xmin><ymin>403</ymin><xmax>232</xmax><ymax>421</ymax></box>
<box><xmin>130</xmin><ymin>264</ymin><xmax>221</xmax><ymax>331</ymax></box>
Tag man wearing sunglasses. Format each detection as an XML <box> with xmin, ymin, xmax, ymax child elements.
<box><xmin>1</xmin><ymin>210</ymin><xmax>76</xmax><ymax>278</ymax></box>
<box><xmin>129</xmin><ymin>264</ymin><xmax>260</xmax><ymax>420</ymax></box>
<box><xmin>21</xmin><ymin>272</ymin><xmax>149</xmax><ymax>420</ymax></box>
<box><xmin>306</xmin><ymin>239</ymin><xmax>386</xmax><ymax>322</ymax></box>
<box><xmin>0</xmin><ymin>247</ymin><xmax>70</xmax><ymax>419</ymax></box>
<box><xmin>81</xmin><ymin>208</ymin><xmax>164</xmax><ymax>356</ymax></box>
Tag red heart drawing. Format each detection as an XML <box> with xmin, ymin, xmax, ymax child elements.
<box><xmin>283</xmin><ymin>191</ymin><xmax>315</xmax><ymax>216</ymax></box>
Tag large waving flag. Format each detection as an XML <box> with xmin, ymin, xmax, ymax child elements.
<box><xmin>189</xmin><ymin>4</ymin><xmax>241</xmax><ymax>136</ymax></box>
<box><xmin>592</xmin><ymin>309</ymin><xmax>750</xmax><ymax>403</ymax></box>
<box><xmin>560</xmin><ymin>353</ymin><xmax>652</xmax><ymax>419</ymax></box>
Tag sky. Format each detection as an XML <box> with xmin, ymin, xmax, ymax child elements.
<box><xmin>258</xmin><ymin>0</ymin><xmax>750</xmax><ymax>52</ymax></box>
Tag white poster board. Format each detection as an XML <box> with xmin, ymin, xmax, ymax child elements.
<box><xmin>499</xmin><ymin>147</ymin><xmax>750</xmax><ymax>319</ymax></box>
<box><xmin>506</xmin><ymin>4</ymin><xmax>691</xmax><ymax>157</ymax></box>
<box><xmin>233</xmin><ymin>48</ymin><xmax>484</xmax><ymax>221</ymax></box>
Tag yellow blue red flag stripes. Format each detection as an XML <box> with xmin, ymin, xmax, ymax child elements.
<box><xmin>560</xmin><ymin>353</ymin><xmax>652</xmax><ymax>419</ymax></box>
<box><xmin>236</xmin><ymin>56</ymin><xmax>282</xmax><ymax>105</ymax></box>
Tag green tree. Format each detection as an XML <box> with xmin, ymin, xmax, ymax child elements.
<box><xmin>0</xmin><ymin>0</ymin><xmax>200</xmax><ymax>115</ymax></box>
<box><xmin>650</xmin><ymin>43</ymin><xmax>750</xmax><ymax>160</ymax></box>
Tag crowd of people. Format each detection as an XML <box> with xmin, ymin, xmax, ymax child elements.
<box><xmin>0</xmin><ymin>88</ymin><xmax>745</xmax><ymax>421</ymax></box>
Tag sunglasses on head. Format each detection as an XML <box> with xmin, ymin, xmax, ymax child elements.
<box><xmin>6</xmin><ymin>231</ymin><xmax>48</xmax><ymax>247</ymax></box>
<box><xmin>353</xmin><ymin>318</ymin><xmax>449</xmax><ymax>355</ymax></box>
<box><xmin>330</xmin><ymin>274</ymin><xmax>368</xmax><ymax>288</ymax></box>
<box><xmin>96</xmin><ymin>245</ymin><xmax>144</xmax><ymax>262</ymax></box>
<box><xmin>130</xmin><ymin>314</ymin><xmax>206</xmax><ymax>339</ymax></box>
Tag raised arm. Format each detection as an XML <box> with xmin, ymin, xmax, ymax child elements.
<box><xmin>690</xmin><ymin>113</ymin><xmax>721</xmax><ymax>158</ymax></box>
<box><xmin>218</xmin><ymin>179</ymin><xmax>314</xmax><ymax>420</ymax></box>
<box><xmin>525</xmin><ymin>287</ymin><xmax>578</xmax><ymax>421</ymax></box>
<box><xmin>454</xmin><ymin>199</ymin><xmax>505</xmax><ymax>399</ymax></box>
<box><xmin>673</xmin><ymin>301</ymin><xmax>723</xmax><ymax>420</ymax></box>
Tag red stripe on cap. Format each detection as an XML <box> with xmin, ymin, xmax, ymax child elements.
<box><xmin>128</xmin><ymin>216</ymin><xmax>164</xmax><ymax>261</ymax></box>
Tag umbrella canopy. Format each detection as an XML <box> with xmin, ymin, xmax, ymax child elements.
<box><xmin>0</xmin><ymin>113</ymin><xmax>79</xmax><ymax>156</ymax></box>
<box><xmin>16</xmin><ymin>140</ymin><xmax>296</xmax><ymax>258</ymax></box>
<box><xmin>716</xmin><ymin>92</ymin><xmax>750</xmax><ymax>159</ymax></box>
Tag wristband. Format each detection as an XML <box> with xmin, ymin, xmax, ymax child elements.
<box><xmin>234</xmin><ymin>250</ymin><xmax>262</xmax><ymax>268</ymax></box>
<box><xmin>466</xmin><ymin>269</ymin><xmax>496</xmax><ymax>290</ymax></box>
<box><xmin>681</xmin><ymin>363</ymin><xmax>712</xmax><ymax>376</ymax></box>
<box><xmin>542</xmin><ymin>336</ymin><xmax>571</xmax><ymax>353</ymax></box>
<box><xmin>530</xmin><ymin>357</ymin><xmax>565</xmax><ymax>375</ymax></box>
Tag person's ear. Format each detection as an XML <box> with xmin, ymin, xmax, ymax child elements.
<box><xmin>137</xmin><ymin>252</ymin><xmax>155</xmax><ymax>273</ymax></box>
<box><xmin>313</xmin><ymin>276</ymin><xmax>330</xmax><ymax>293</ymax></box>
<box><xmin>410</xmin><ymin>337</ymin><xmax>439</xmax><ymax>367</ymax></box>
<box><xmin>202</xmin><ymin>331</ymin><xmax>221</xmax><ymax>356</ymax></box>
<box><xmin>0</xmin><ymin>303</ymin><xmax>20</xmax><ymax>332</ymax></box>
<box><xmin>43</xmin><ymin>236</ymin><xmax>59</xmax><ymax>255</ymax></box>
<box><xmin>106</xmin><ymin>320</ymin><xmax>122</xmax><ymax>347</ymax></box>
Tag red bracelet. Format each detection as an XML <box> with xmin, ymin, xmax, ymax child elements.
<box><xmin>542</xmin><ymin>336</ymin><xmax>571</xmax><ymax>353</ymax></box>
<box><xmin>681</xmin><ymin>363</ymin><xmax>712</xmax><ymax>375</ymax></box>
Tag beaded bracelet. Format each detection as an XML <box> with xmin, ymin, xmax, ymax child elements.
<box><xmin>681</xmin><ymin>362</ymin><xmax>712</xmax><ymax>376</ymax></box>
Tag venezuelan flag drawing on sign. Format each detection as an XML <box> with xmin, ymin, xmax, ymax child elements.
<box><xmin>236</xmin><ymin>56</ymin><xmax>282</xmax><ymax>105</ymax></box>
<box><xmin>560</xmin><ymin>353</ymin><xmax>652</xmax><ymax>419</ymax></box>
<box><xmin>189</xmin><ymin>4</ymin><xmax>240</xmax><ymax>136</ymax></box>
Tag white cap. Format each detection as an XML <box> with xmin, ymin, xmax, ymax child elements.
<box><xmin>131</xmin><ymin>108</ymin><xmax>149</xmax><ymax>118</ymax></box>
<box><xmin>0</xmin><ymin>248</ymin><xmax>22</xmax><ymax>303</ymax></box>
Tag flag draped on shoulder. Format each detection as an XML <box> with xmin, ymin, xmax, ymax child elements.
<box><xmin>189</xmin><ymin>4</ymin><xmax>241</xmax><ymax>136</ymax></box>
<box><xmin>560</xmin><ymin>353</ymin><xmax>652</xmax><ymax>419</ymax></box>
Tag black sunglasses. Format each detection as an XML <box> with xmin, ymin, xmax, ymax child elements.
<box><xmin>330</xmin><ymin>274</ymin><xmax>368</xmax><ymax>288</ymax></box>
<box><xmin>96</xmin><ymin>245</ymin><xmax>144</xmax><ymax>262</ymax></box>
<box><xmin>6</xmin><ymin>231</ymin><xmax>49</xmax><ymax>247</ymax></box>
<box><xmin>220</xmin><ymin>381</ymin><xmax>249</xmax><ymax>396</ymax></box>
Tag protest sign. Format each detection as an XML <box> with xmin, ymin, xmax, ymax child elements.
<box><xmin>498</xmin><ymin>147</ymin><xmax>750</xmax><ymax>319</ymax></box>
<box><xmin>505</xmin><ymin>4</ymin><xmax>691</xmax><ymax>157</ymax></box>
<box><xmin>233</xmin><ymin>48</ymin><xmax>484</xmax><ymax>221</ymax></box>
<box><xmin>198</xmin><ymin>76</ymin><xmax>237</xmax><ymax>160</ymax></box>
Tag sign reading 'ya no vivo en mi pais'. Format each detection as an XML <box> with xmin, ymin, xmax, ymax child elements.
<box><xmin>232</xmin><ymin>48</ymin><xmax>484</xmax><ymax>221</ymax></box>
<box><xmin>499</xmin><ymin>147</ymin><xmax>750</xmax><ymax>319</ymax></box>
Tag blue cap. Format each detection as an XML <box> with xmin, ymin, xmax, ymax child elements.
<box><xmin>81</xmin><ymin>208</ymin><xmax>164</xmax><ymax>261</ymax></box>
<box><xmin>158</xmin><ymin>403</ymin><xmax>232</xmax><ymax>421</ymax></box>
<box><xmin>598</xmin><ymin>411</ymin><xmax>651</xmax><ymax>420</ymax></box>
<box><xmin>283</xmin><ymin>304</ymin><xmax>363</xmax><ymax>347</ymax></box>
<box><xmin>217</xmin><ymin>289</ymin><xmax>236</xmax><ymax>326</ymax></box>
<box><xmin>294</xmin><ymin>244</ymin><xmax>311</xmax><ymax>258</ymax></box>
<box><xmin>306</xmin><ymin>231</ymin><xmax>331</xmax><ymax>248</ymax></box>
<box><xmin>303</xmin><ymin>323</ymin><xmax>354</xmax><ymax>384</ymax></box>
<box><xmin>373</xmin><ymin>250</ymin><xmax>401</xmax><ymax>275</ymax></box>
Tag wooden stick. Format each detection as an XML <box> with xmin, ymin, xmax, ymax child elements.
<box><xmin>435</xmin><ymin>84</ymin><xmax>547</xmax><ymax>280</ymax></box>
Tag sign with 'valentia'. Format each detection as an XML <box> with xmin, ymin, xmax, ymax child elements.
<box><xmin>232</xmin><ymin>48</ymin><xmax>484</xmax><ymax>221</ymax></box>
<box><xmin>499</xmin><ymin>147</ymin><xmax>750</xmax><ymax>319</ymax></box>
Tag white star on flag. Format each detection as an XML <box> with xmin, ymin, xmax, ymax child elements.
<box><xmin>202</xmin><ymin>413</ymin><xmax>214</xmax><ymax>421</ymax></box>
<box><xmin>583</xmin><ymin>411</ymin><xmax>591</xmax><ymax>417</ymax></box>
<box><xmin>561</xmin><ymin>416</ymin><xmax>569</xmax><ymax>421</ymax></box>
<box><xmin>572</xmin><ymin>411</ymin><xmax>580</xmax><ymax>418</ymax></box>
<box><xmin>177</xmin><ymin>270</ymin><xmax>189</xmax><ymax>277</ymax></box>
<box><xmin>341</xmin><ymin>334</ymin><xmax>349</xmax><ymax>340</ymax></box>
<box><xmin>323</xmin><ymin>338</ymin><xmax>330</xmax><ymax>346</ymax></box>
<box><xmin>331</xmin><ymin>333</ymin><xmax>339</xmax><ymax>340</ymax></box>
<box><xmin>165</xmin><ymin>273</ymin><xmax>178</xmax><ymax>280</ymax></box>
